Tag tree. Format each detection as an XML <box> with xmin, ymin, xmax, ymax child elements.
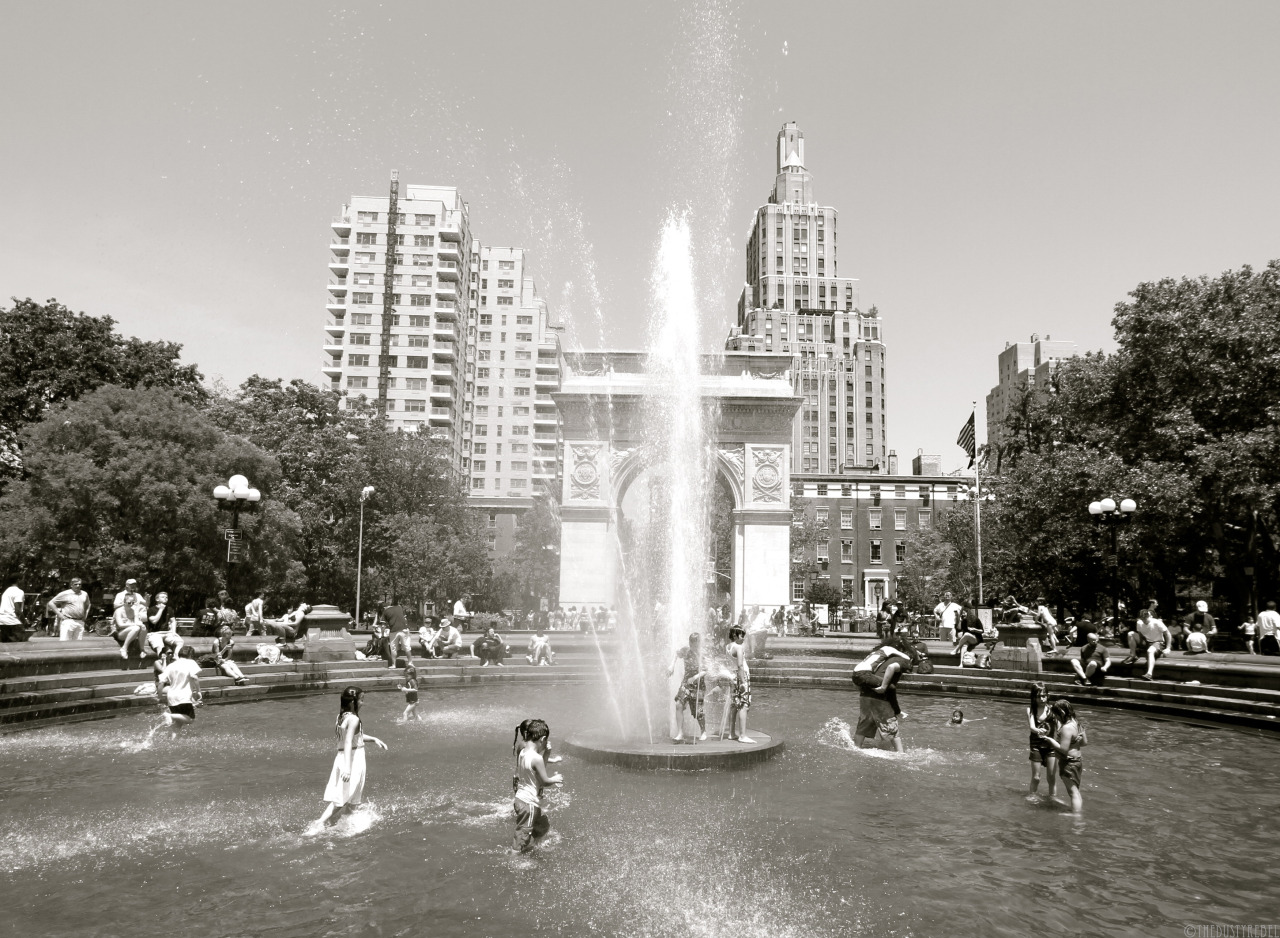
<box><xmin>510</xmin><ymin>497</ymin><xmax>561</xmax><ymax>611</ymax></box>
<box><xmin>805</xmin><ymin>578</ymin><xmax>843</xmax><ymax>612</ymax></box>
<box><xmin>893</xmin><ymin>522</ymin><xmax>957</xmax><ymax>613</ymax></box>
<box><xmin>0</xmin><ymin>386</ymin><xmax>301</xmax><ymax>612</ymax></box>
<box><xmin>0</xmin><ymin>298</ymin><xmax>205</xmax><ymax>478</ymax></box>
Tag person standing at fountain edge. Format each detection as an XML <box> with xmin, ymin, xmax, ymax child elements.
<box><xmin>722</xmin><ymin>627</ymin><xmax>753</xmax><ymax>743</ymax></box>
<box><xmin>511</xmin><ymin>718</ymin><xmax>563</xmax><ymax>852</ymax></box>
<box><xmin>669</xmin><ymin>632</ymin><xmax>707</xmax><ymax>742</ymax></box>
<box><xmin>50</xmin><ymin>577</ymin><xmax>92</xmax><ymax>640</ymax></box>
<box><xmin>315</xmin><ymin>687</ymin><xmax>388</xmax><ymax>828</ymax></box>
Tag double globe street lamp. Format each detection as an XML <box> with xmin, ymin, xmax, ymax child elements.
<box><xmin>213</xmin><ymin>475</ymin><xmax>261</xmax><ymax>589</ymax></box>
<box><xmin>1088</xmin><ymin>496</ymin><xmax>1137</xmax><ymax>631</ymax></box>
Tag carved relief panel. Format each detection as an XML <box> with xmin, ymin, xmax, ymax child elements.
<box><xmin>747</xmin><ymin>444</ymin><xmax>787</xmax><ymax>506</ymax></box>
<box><xmin>566</xmin><ymin>443</ymin><xmax>605</xmax><ymax>502</ymax></box>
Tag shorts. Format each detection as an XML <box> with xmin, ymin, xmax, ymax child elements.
<box><xmin>404</xmin><ymin>691</ymin><xmax>419</xmax><ymax>704</ymax></box>
<box><xmin>851</xmin><ymin>670</ymin><xmax>883</xmax><ymax>692</ymax></box>
<box><xmin>168</xmin><ymin>703</ymin><xmax>196</xmax><ymax>720</ymax></box>
<box><xmin>512</xmin><ymin>798</ymin><xmax>550</xmax><ymax>852</ymax></box>
<box><xmin>855</xmin><ymin>694</ymin><xmax>898</xmax><ymax>740</ymax></box>
<box><xmin>1028</xmin><ymin>734</ymin><xmax>1054</xmax><ymax>765</ymax></box>
<box><xmin>956</xmin><ymin>632</ymin><xmax>980</xmax><ymax>651</ymax></box>
<box><xmin>1058</xmin><ymin>755</ymin><xmax>1083</xmax><ymax>788</ymax></box>
<box><xmin>1135</xmin><ymin>637</ymin><xmax>1165</xmax><ymax>656</ymax></box>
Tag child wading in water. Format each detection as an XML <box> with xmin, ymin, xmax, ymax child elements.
<box><xmin>668</xmin><ymin>632</ymin><xmax>707</xmax><ymax>742</ymax></box>
<box><xmin>722</xmin><ymin>627</ymin><xmax>753</xmax><ymax>743</ymax></box>
<box><xmin>398</xmin><ymin>664</ymin><xmax>421</xmax><ymax>722</ymax></box>
<box><xmin>511</xmin><ymin>719</ymin><xmax>563</xmax><ymax>852</ymax></box>
<box><xmin>1036</xmin><ymin>698</ymin><xmax>1086</xmax><ymax>813</ymax></box>
<box><xmin>1026</xmin><ymin>682</ymin><xmax>1057</xmax><ymax>802</ymax></box>
<box><xmin>315</xmin><ymin>686</ymin><xmax>388</xmax><ymax>828</ymax></box>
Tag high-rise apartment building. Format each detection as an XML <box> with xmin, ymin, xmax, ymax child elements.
<box><xmin>324</xmin><ymin>184</ymin><xmax>471</xmax><ymax>462</ymax></box>
<box><xmin>463</xmin><ymin>244</ymin><xmax>563</xmax><ymax>500</ymax></box>
<box><xmin>984</xmin><ymin>333</ymin><xmax>1078</xmax><ymax>465</ymax></box>
<box><xmin>725</xmin><ymin>122</ymin><xmax>888</xmax><ymax>474</ymax></box>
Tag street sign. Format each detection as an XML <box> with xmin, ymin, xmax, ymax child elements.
<box><xmin>224</xmin><ymin>528</ymin><xmax>243</xmax><ymax>542</ymax></box>
<box><xmin>227</xmin><ymin>538</ymin><xmax>245</xmax><ymax>563</ymax></box>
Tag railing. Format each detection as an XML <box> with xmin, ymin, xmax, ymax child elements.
<box><xmin>332</xmin><ymin>237</ymin><xmax>349</xmax><ymax>245</ymax></box>
<box><xmin>431</xmin><ymin>407</ymin><xmax>451</xmax><ymax>416</ymax></box>
<box><xmin>534</xmin><ymin>431</ymin><xmax>557</xmax><ymax>440</ymax></box>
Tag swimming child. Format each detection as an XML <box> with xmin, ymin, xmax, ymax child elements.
<box><xmin>511</xmin><ymin>718</ymin><xmax>563</xmax><ymax>852</ymax></box>
<box><xmin>398</xmin><ymin>664</ymin><xmax>421</xmax><ymax>722</ymax></box>
<box><xmin>950</xmin><ymin>709</ymin><xmax>963</xmax><ymax>724</ymax></box>
<box><xmin>315</xmin><ymin>687</ymin><xmax>388</xmax><ymax>828</ymax></box>
<box><xmin>1025</xmin><ymin>682</ymin><xmax>1057</xmax><ymax>802</ymax></box>
<box><xmin>1036</xmin><ymin>698</ymin><xmax>1086</xmax><ymax>813</ymax></box>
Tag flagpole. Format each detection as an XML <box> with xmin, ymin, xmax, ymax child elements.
<box><xmin>972</xmin><ymin>402</ymin><xmax>983</xmax><ymax>607</ymax></box>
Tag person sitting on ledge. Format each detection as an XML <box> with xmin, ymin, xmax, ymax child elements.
<box><xmin>209</xmin><ymin>625</ymin><xmax>248</xmax><ymax>685</ymax></box>
<box><xmin>266</xmin><ymin>602</ymin><xmax>310</xmax><ymax>643</ymax></box>
<box><xmin>1123</xmin><ymin>608</ymin><xmax>1171</xmax><ymax>681</ymax></box>
<box><xmin>527</xmin><ymin>628</ymin><xmax>555</xmax><ymax>666</ymax></box>
<box><xmin>474</xmin><ymin>627</ymin><xmax>507</xmax><ymax>667</ymax></box>
<box><xmin>1071</xmin><ymin>630</ymin><xmax>1110</xmax><ymax>685</ymax></box>
<box><xmin>110</xmin><ymin>596</ymin><xmax>148</xmax><ymax>662</ymax></box>
<box><xmin>432</xmin><ymin>617</ymin><xmax>465</xmax><ymax>658</ymax></box>
<box><xmin>1184</xmin><ymin>622</ymin><xmax>1211</xmax><ymax>655</ymax></box>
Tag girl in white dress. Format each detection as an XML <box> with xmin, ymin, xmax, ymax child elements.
<box><xmin>316</xmin><ymin>687</ymin><xmax>388</xmax><ymax>827</ymax></box>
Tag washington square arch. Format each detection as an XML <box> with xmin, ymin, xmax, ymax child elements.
<box><xmin>553</xmin><ymin>351</ymin><xmax>802</xmax><ymax>618</ymax></box>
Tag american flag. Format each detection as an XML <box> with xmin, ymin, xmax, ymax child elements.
<box><xmin>956</xmin><ymin>412</ymin><xmax>976</xmax><ymax>468</ymax></box>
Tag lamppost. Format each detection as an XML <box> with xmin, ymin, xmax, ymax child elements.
<box><xmin>213</xmin><ymin>474</ymin><xmax>261</xmax><ymax>594</ymax></box>
<box><xmin>1088</xmin><ymin>496</ymin><xmax>1137</xmax><ymax>630</ymax></box>
<box><xmin>355</xmin><ymin>485</ymin><xmax>375</xmax><ymax>628</ymax></box>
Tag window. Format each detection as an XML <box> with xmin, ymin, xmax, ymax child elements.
<box><xmin>357</xmin><ymin>211</ymin><xmax>378</xmax><ymax>223</ymax></box>
<box><xmin>476</xmin><ymin>386</ymin><xmax>489</xmax><ymax>397</ymax></box>
<box><xmin>472</xmin><ymin>477</ymin><xmax>485</xmax><ymax>489</ymax></box>
<box><xmin>517</xmin><ymin>315</ymin><xmax>533</xmax><ymax>325</ymax></box>
<box><xmin>496</xmin><ymin>296</ymin><xmax>513</xmax><ymax>306</ymax></box>
<box><xmin>511</xmin><ymin>425</ymin><xmax>529</xmax><ymax>435</ymax></box>
<box><xmin>869</xmin><ymin>509</ymin><xmax>882</xmax><ymax>530</ymax></box>
<box><xmin>497</xmin><ymin>279</ymin><xmax>514</xmax><ymax>288</ymax></box>
<box><xmin>841</xmin><ymin>539</ymin><xmax>853</xmax><ymax>563</ymax></box>
<box><xmin>348</xmin><ymin>333</ymin><xmax>371</xmax><ymax>346</ymax></box>
<box><xmin>870</xmin><ymin>540</ymin><xmax>882</xmax><ymax>563</ymax></box>
<box><xmin>415</xmin><ymin>214</ymin><xmax>435</xmax><ymax>226</ymax></box>
<box><xmin>793</xmin><ymin>582</ymin><xmax>804</xmax><ymax>601</ymax></box>
<box><xmin>354</xmin><ymin>252</ymin><xmax>375</xmax><ymax>263</ymax></box>
<box><xmin>475</xmin><ymin>405</ymin><xmax>488</xmax><ymax>416</ymax></box>
<box><xmin>514</xmin><ymin>386</ymin><xmax>531</xmax><ymax>397</ymax></box>
<box><xmin>511</xmin><ymin>460</ymin><xmax>528</xmax><ymax>471</ymax></box>
<box><xmin>515</xmin><ymin>349</ymin><xmax>532</xmax><ymax>360</ymax></box>
<box><xmin>510</xmin><ymin>479</ymin><xmax>527</xmax><ymax>489</ymax></box>
<box><xmin>514</xmin><ymin>368</ymin><xmax>531</xmax><ymax>378</ymax></box>
<box><xmin>405</xmin><ymin>378</ymin><xmax>427</xmax><ymax>390</ymax></box>
<box><xmin>841</xmin><ymin>576</ymin><xmax>854</xmax><ymax>601</ymax></box>
<box><xmin>840</xmin><ymin>509</ymin><xmax>853</xmax><ymax>529</ymax></box>
<box><xmin>405</xmin><ymin>356</ymin><xmax>430</xmax><ymax>369</ymax></box>
<box><xmin>479</xmin><ymin>331</ymin><xmax>492</xmax><ymax>342</ymax></box>
<box><xmin>356</xmin><ymin>232</ymin><xmax>377</xmax><ymax>245</ymax></box>
<box><xmin>865</xmin><ymin>365</ymin><xmax>872</xmax><ymax>377</ymax></box>
<box><xmin>498</xmin><ymin>260</ymin><xmax>515</xmax><ymax>270</ymax></box>
<box><xmin>516</xmin><ymin>332</ymin><xmax>532</xmax><ymax>342</ymax></box>
<box><xmin>348</xmin><ymin>354</ymin><xmax>369</xmax><ymax>367</ymax></box>
<box><xmin>353</xmin><ymin>272</ymin><xmax>375</xmax><ymax>285</ymax></box>
<box><xmin>474</xmin><ymin>425</ymin><xmax>487</xmax><ymax>436</ymax></box>
<box><xmin>477</xmin><ymin>367</ymin><xmax>490</xmax><ymax>379</ymax></box>
<box><xmin>480</xmin><ymin>314</ymin><xmax>493</xmax><ymax>325</ymax></box>
<box><xmin>817</xmin><ymin>540</ymin><xmax>829</xmax><ymax>562</ymax></box>
<box><xmin>513</xmin><ymin>406</ymin><xmax>529</xmax><ymax>416</ymax></box>
<box><xmin>414</xmin><ymin>234</ymin><xmax>434</xmax><ymax>246</ymax></box>
<box><xmin>346</xmin><ymin>376</ymin><xmax>368</xmax><ymax>389</ymax></box>
<box><xmin>895</xmin><ymin>542</ymin><xmax>906</xmax><ymax>564</ymax></box>
<box><xmin>410</xmin><ymin>295</ymin><xmax>430</xmax><ymax>307</ymax></box>
<box><xmin>404</xmin><ymin>399</ymin><xmax>426</xmax><ymax>412</ymax></box>
<box><xmin>352</xmin><ymin>292</ymin><xmax>374</xmax><ymax>304</ymax></box>
<box><xmin>894</xmin><ymin>509</ymin><xmax>907</xmax><ymax>530</ymax></box>
<box><xmin>918</xmin><ymin>509</ymin><xmax>932</xmax><ymax>530</ymax></box>
<box><xmin>815</xmin><ymin>507</ymin><xmax>829</xmax><ymax>526</ymax></box>
<box><xmin>409</xmin><ymin>315</ymin><xmax>429</xmax><ymax>328</ymax></box>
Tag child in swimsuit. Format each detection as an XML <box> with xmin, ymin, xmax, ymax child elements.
<box><xmin>669</xmin><ymin>633</ymin><xmax>707</xmax><ymax>742</ymax></box>
<box><xmin>1037</xmin><ymin>698</ymin><xmax>1086</xmax><ymax>813</ymax></box>
<box><xmin>511</xmin><ymin>718</ymin><xmax>563</xmax><ymax>852</ymax></box>
<box><xmin>398</xmin><ymin>664</ymin><xmax>420</xmax><ymax>722</ymax></box>
<box><xmin>724</xmin><ymin>627</ymin><xmax>753</xmax><ymax>743</ymax></box>
<box><xmin>1025</xmin><ymin>682</ymin><xmax>1057</xmax><ymax>802</ymax></box>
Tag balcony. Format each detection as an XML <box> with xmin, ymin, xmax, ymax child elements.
<box><xmin>434</xmin><ymin>304</ymin><xmax>458</xmax><ymax>321</ymax></box>
<box><xmin>331</xmin><ymin>216</ymin><xmax>351</xmax><ymax>235</ymax></box>
<box><xmin>436</xmin><ymin>263</ymin><xmax>459</xmax><ymax>282</ymax></box>
<box><xmin>535</xmin><ymin>393</ymin><xmax>555</xmax><ymax>404</ymax></box>
<box><xmin>325</xmin><ymin>321</ymin><xmax>346</xmax><ymax>338</ymax></box>
<box><xmin>321</xmin><ymin>360</ymin><xmax>343</xmax><ymax>377</ymax></box>
<box><xmin>323</xmin><ymin>338</ymin><xmax>344</xmax><ymax>354</ymax></box>
<box><xmin>430</xmin><ymin>385</ymin><xmax>452</xmax><ymax>400</ymax></box>
<box><xmin>432</xmin><ymin>341</ymin><xmax>456</xmax><ymax>361</ymax></box>
<box><xmin>331</xmin><ymin>238</ymin><xmax>350</xmax><ymax>256</ymax></box>
<box><xmin>432</xmin><ymin>323</ymin><xmax>455</xmax><ymax>340</ymax></box>
<box><xmin>438</xmin><ymin>221</ymin><xmax>463</xmax><ymax>242</ymax></box>
<box><xmin>535</xmin><ymin>373</ymin><xmax>559</xmax><ymax>388</ymax></box>
<box><xmin>326</xmin><ymin>299</ymin><xmax>347</xmax><ymax>314</ymax></box>
<box><xmin>328</xmin><ymin>280</ymin><xmax>348</xmax><ymax>295</ymax></box>
<box><xmin>434</xmin><ymin>284</ymin><xmax>460</xmax><ymax>300</ymax></box>
<box><xmin>437</xmin><ymin>243</ymin><xmax>461</xmax><ymax>263</ymax></box>
<box><xmin>534</xmin><ymin>412</ymin><xmax>558</xmax><ymax>426</ymax></box>
<box><xmin>536</xmin><ymin>358</ymin><xmax>560</xmax><ymax>371</ymax></box>
<box><xmin>534</xmin><ymin>431</ymin><xmax>558</xmax><ymax>441</ymax></box>
<box><xmin>328</xmin><ymin>258</ymin><xmax>349</xmax><ymax>276</ymax></box>
<box><xmin>431</xmin><ymin>365</ymin><xmax>456</xmax><ymax>383</ymax></box>
<box><xmin>428</xmin><ymin>408</ymin><xmax>454</xmax><ymax>425</ymax></box>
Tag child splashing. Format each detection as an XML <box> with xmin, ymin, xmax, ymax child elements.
<box><xmin>511</xmin><ymin>719</ymin><xmax>563</xmax><ymax>853</ymax></box>
<box><xmin>398</xmin><ymin>664</ymin><xmax>421</xmax><ymax>722</ymax></box>
<box><xmin>314</xmin><ymin>687</ymin><xmax>389</xmax><ymax>829</ymax></box>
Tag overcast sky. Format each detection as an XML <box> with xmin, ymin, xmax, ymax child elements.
<box><xmin>3</xmin><ymin>0</ymin><xmax>1278</xmax><ymax>469</ymax></box>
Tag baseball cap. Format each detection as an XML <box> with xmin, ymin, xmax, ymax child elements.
<box><xmin>125</xmin><ymin>578</ymin><xmax>138</xmax><ymax>586</ymax></box>
<box><xmin>1195</xmin><ymin>600</ymin><xmax>1208</xmax><ymax>613</ymax></box>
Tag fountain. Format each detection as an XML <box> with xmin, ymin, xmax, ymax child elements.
<box><xmin>558</xmin><ymin>217</ymin><xmax>793</xmax><ymax>768</ymax></box>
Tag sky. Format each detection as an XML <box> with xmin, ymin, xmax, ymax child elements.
<box><xmin>3</xmin><ymin>0</ymin><xmax>1279</xmax><ymax>471</ymax></box>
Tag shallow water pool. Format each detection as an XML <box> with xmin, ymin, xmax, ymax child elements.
<box><xmin>1</xmin><ymin>684</ymin><xmax>1277</xmax><ymax>937</ymax></box>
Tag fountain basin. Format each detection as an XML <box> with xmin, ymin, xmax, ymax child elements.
<box><xmin>563</xmin><ymin>730</ymin><xmax>783</xmax><ymax>769</ymax></box>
